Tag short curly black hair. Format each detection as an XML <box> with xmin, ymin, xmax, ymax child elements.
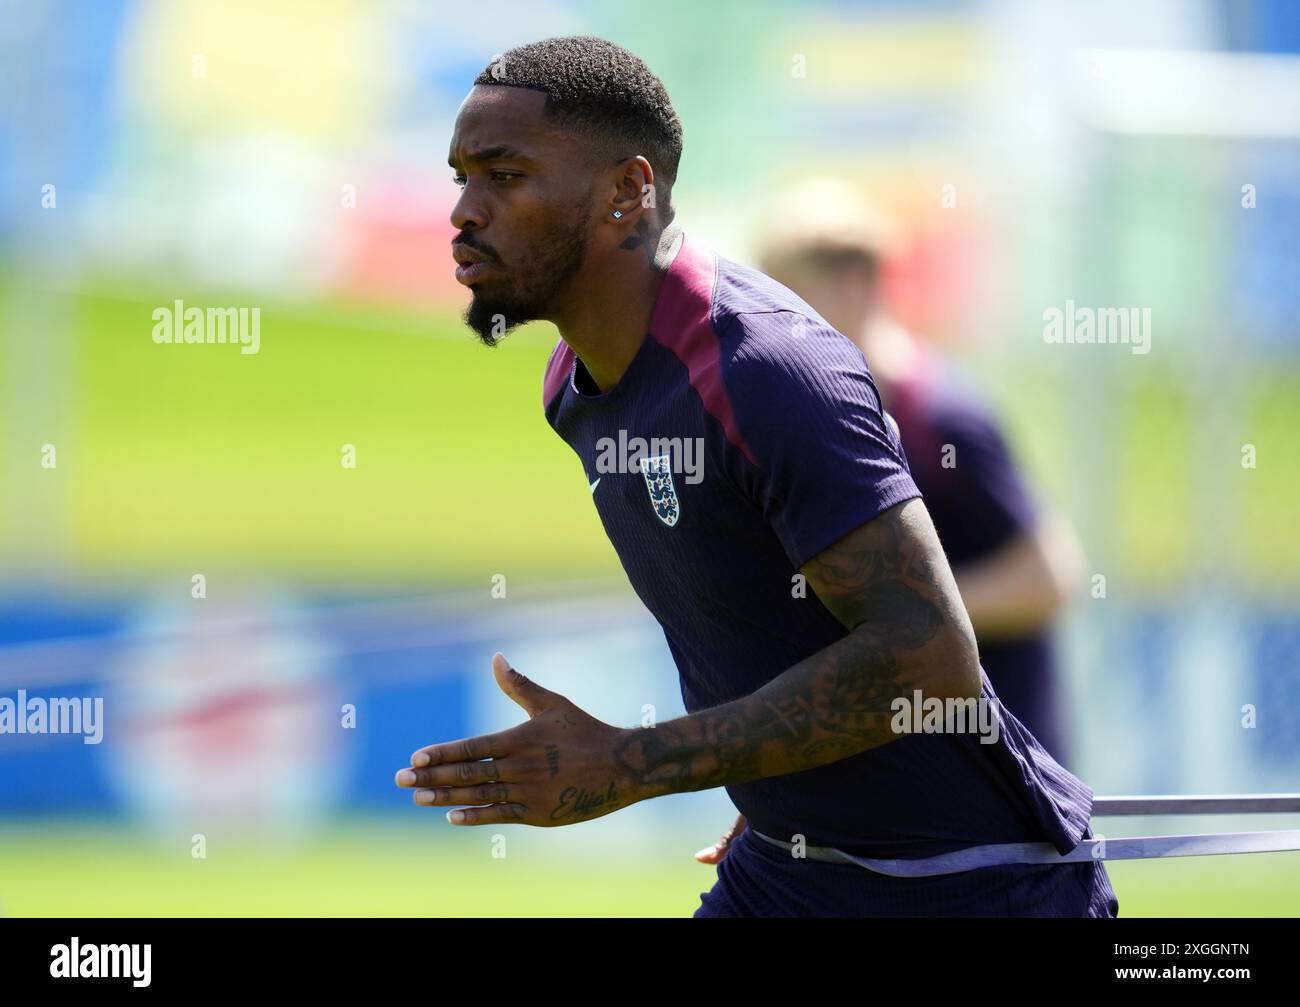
<box><xmin>474</xmin><ymin>36</ymin><xmax>683</xmax><ymax>196</ymax></box>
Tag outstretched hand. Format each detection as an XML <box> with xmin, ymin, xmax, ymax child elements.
<box><xmin>396</xmin><ymin>653</ymin><xmax>644</xmax><ymax>827</ymax></box>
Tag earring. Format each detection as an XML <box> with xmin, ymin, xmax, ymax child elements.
<box><xmin>612</xmin><ymin>210</ymin><xmax>623</xmax><ymax>219</ymax></box>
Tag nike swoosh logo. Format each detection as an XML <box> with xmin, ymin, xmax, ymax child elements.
<box><xmin>589</xmin><ymin>477</ymin><xmax>601</xmax><ymax>493</ymax></box>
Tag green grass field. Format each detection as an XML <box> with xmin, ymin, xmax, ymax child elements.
<box><xmin>1</xmin><ymin>822</ymin><xmax>1297</xmax><ymax>917</ymax></box>
<box><xmin>4</xmin><ymin>270</ymin><xmax>1298</xmax><ymax>589</ymax></box>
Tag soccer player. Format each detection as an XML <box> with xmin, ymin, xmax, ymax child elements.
<box><xmin>396</xmin><ymin>35</ymin><xmax>1118</xmax><ymax>918</ymax></box>
<box><xmin>752</xmin><ymin>183</ymin><xmax>1085</xmax><ymax>768</ymax></box>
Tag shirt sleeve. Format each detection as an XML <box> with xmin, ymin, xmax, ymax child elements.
<box><xmin>722</xmin><ymin>311</ymin><xmax>922</xmax><ymax>569</ymax></box>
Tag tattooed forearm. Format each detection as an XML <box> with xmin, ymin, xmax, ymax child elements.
<box><xmin>615</xmin><ymin>499</ymin><xmax>981</xmax><ymax>797</ymax></box>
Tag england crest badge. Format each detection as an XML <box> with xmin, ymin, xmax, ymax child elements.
<box><xmin>639</xmin><ymin>454</ymin><xmax>680</xmax><ymax>527</ymax></box>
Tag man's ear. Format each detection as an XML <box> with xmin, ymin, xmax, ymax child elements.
<box><xmin>609</xmin><ymin>155</ymin><xmax>656</xmax><ymax>224</ymax></box>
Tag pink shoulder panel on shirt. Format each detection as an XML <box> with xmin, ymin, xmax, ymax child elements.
<box><xmin>649</xmin><ymin>233</ymin><xmax>758</xmax><ymax>466</ymax></box>
<box><xmin>542</xmin><ymin>338</ymin><xmax>575</xmax><ymax>408</ymax></box>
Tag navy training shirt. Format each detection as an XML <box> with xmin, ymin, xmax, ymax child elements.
<box><xmin>542</xmin><ymin>230</ymin><xmax>1092</xmax><ymax>859</ymax></box>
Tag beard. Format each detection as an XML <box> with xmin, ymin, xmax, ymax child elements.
<box><xmin>464</xmin><ymin>213</ymin><xmax>591</xmax><ymax>347</ymax></box>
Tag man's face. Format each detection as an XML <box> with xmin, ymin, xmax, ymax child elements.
<box><xmin>448</xmin><ymin>85</ymin><xmax>597</xmax><ymax>345</ymax></box>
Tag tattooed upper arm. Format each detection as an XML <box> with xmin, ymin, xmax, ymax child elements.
<box><xmin>607</xmin><ymin>499</ymin><xmax>985</xmax><ymax>797</ymax></box>
<box><xmin>800</xmin><ymin>498</ymin><xmax>981</xmax><ymax>696</ymax></box>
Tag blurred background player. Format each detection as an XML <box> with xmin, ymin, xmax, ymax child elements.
<box><xmin>758</xmin><ymin>179</ymin><xmax>1085</xmax><ymax>768</ymax></box>
<box><xmin>697</xmin><ymin>183</ymin><xmax>1088</xmax><ymax>867</ymax></box>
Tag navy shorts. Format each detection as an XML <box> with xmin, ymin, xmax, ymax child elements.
<box><xmin>694</xmin><ymin>826</ymin><xmax>1120</xmax><ymax>918</ymax></box>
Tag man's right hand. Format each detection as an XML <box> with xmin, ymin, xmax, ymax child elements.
<box><xmin>693</xmin><ymin>814</ymin><xmax>747</xmax><ymax>864</ymax></box>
